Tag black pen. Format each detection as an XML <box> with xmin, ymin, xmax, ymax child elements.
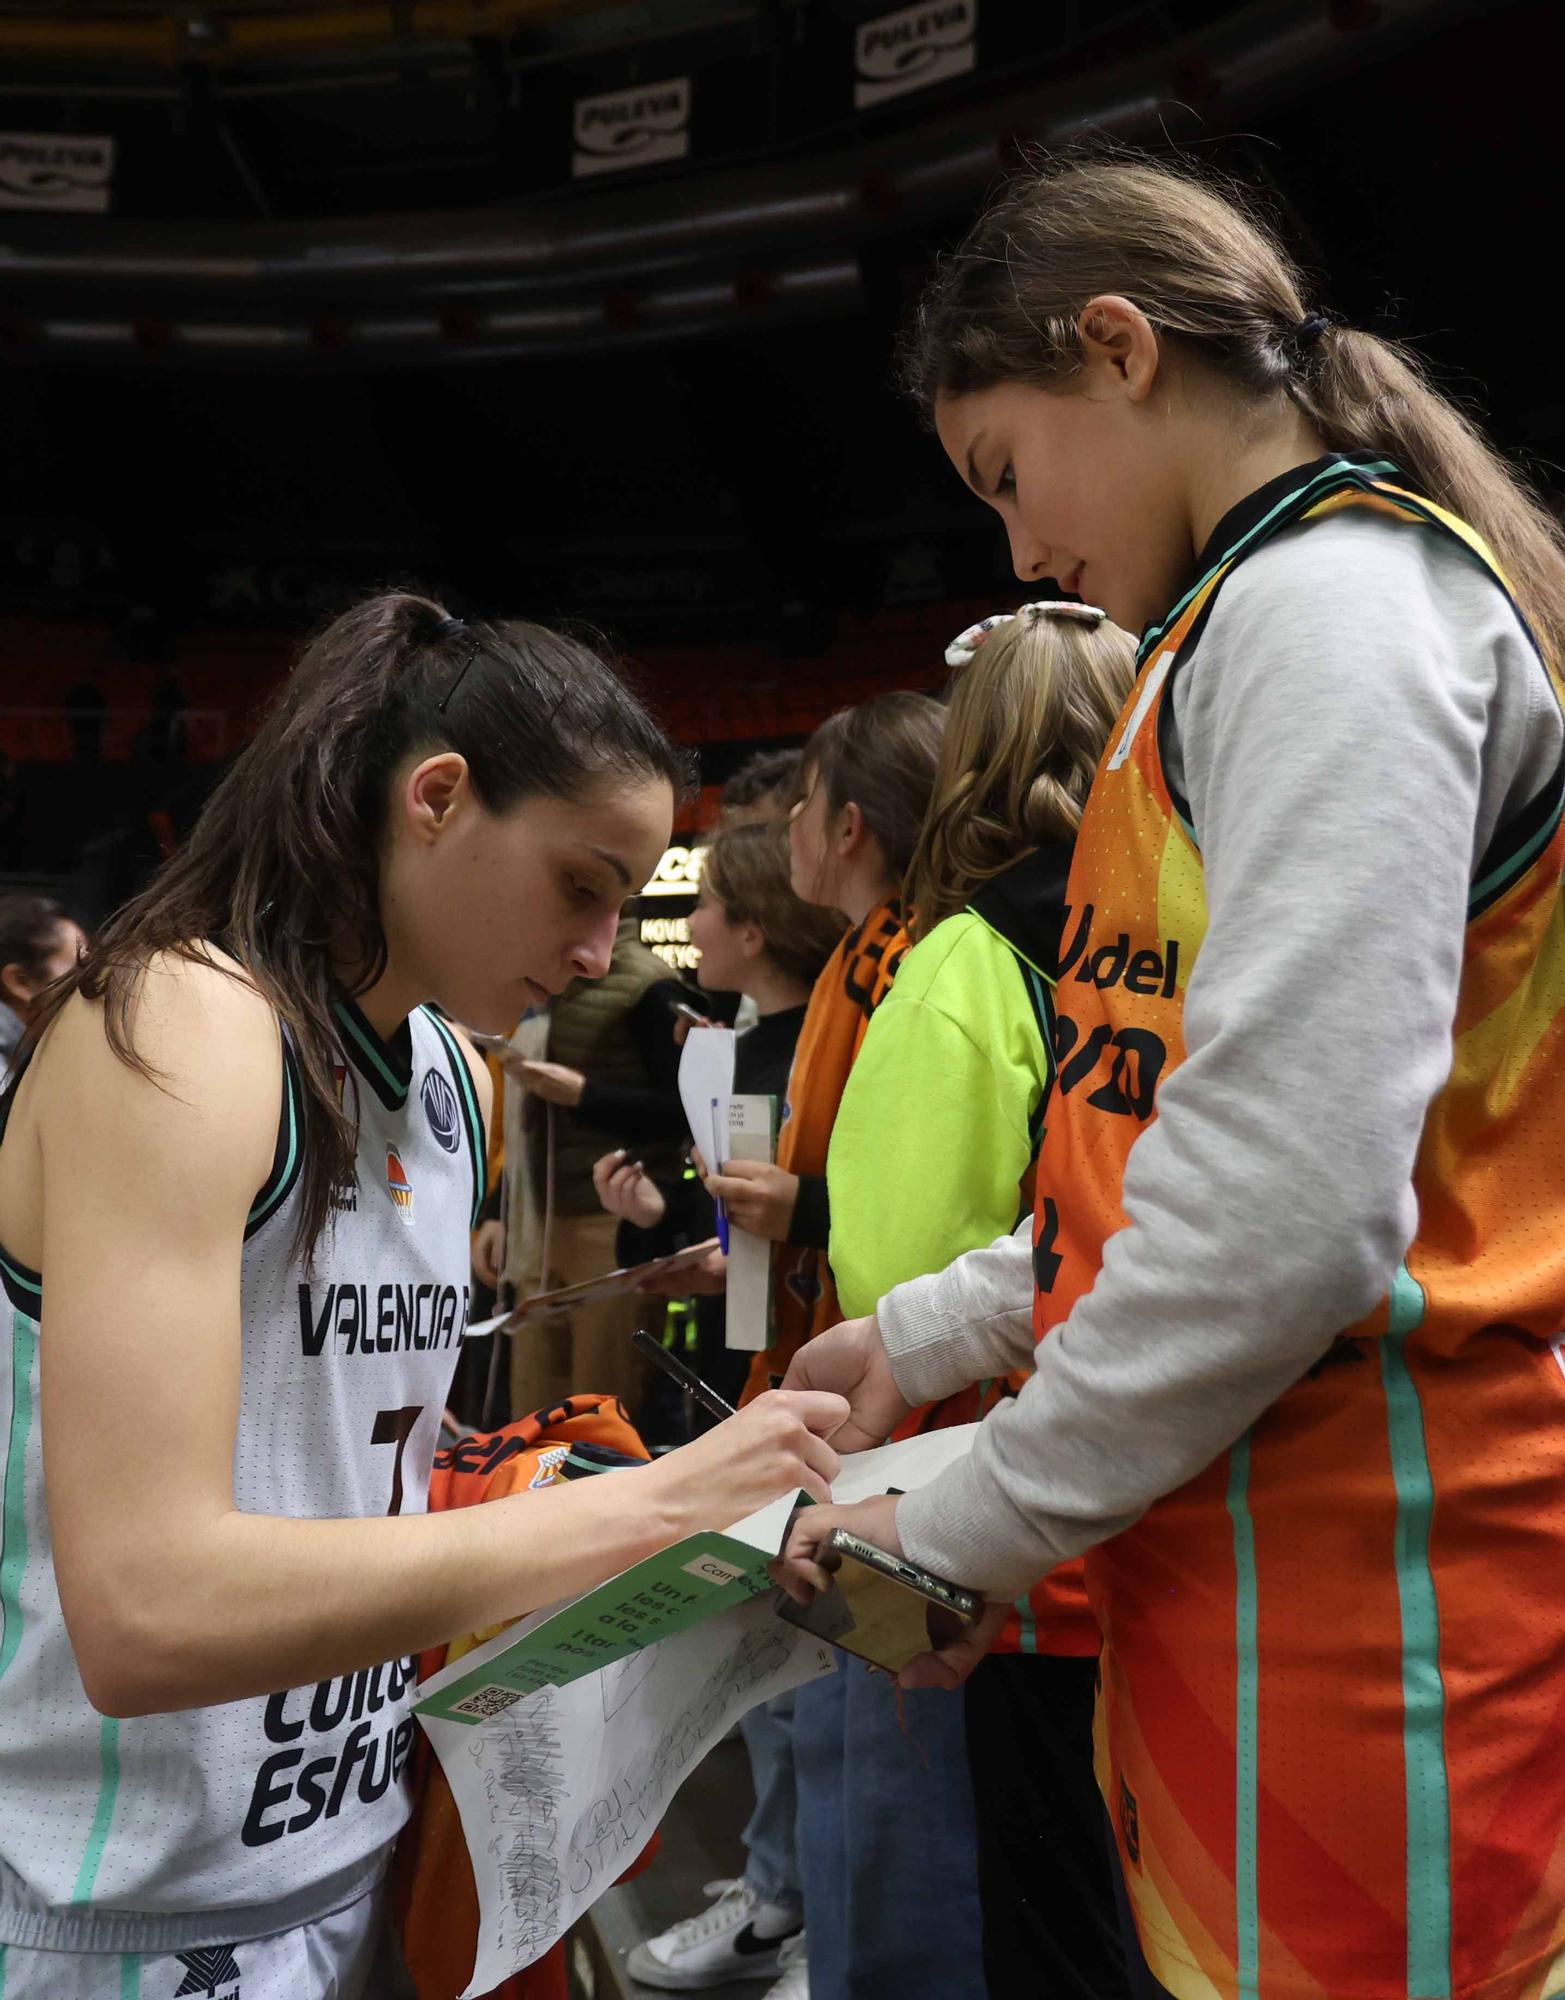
<box><xmin>631</xmin><ymin>1326</ymin><xmax>736</xmax><ymax>1422</ymax></box>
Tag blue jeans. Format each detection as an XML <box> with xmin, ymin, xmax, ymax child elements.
<box><xmin>739</xmin><ymin>1691</ymin><xmax>803</xmax><ymax>1907</ymax></box>
<box><xmin>793</xmin><ymin>1660</ymin><xmax>986</xmax><ymax>2000</ymax></box>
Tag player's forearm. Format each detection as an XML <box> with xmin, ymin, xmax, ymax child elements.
<box><xmin>71</xmin><ymin>1469</ymin><xmax>696</xmax><ymax>1717</ymax></box>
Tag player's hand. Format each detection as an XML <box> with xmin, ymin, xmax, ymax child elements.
<box><xmin>783</xmin><ymin>1315</ymin><xmax>909</xmax><ymax>1453</ymax></box>
<box><xmin>593</xmin><ymin>1149</ymin><xmax>666</xmax><ymax>1228</ymax></box>
<box><xmin>654</xmin><ymin>1388</ymin><xmax>849</xmax><ymax>1522</ymax></box>
<box><xmin>513</xmin><ymin>1059</ymin><xmax>586</xmax><ymax>1107</ymax></box>
<box><xmin>471</xmin><ymin>1218</ymin><xmax>505</xmax><ymax>1290</ymax></box>
<box><xmin>703</xmin><ymin>1160</ymin><xmax>799</xmax><ymax>1241</ymax></box>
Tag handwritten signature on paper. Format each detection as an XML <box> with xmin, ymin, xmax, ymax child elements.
<box><xmin>566</xmin><ymin>1622</ymin><xmax>795</xmax><ymax>1891</ymax></box>
<box><xmin>476</xmin><ymin>1687</ymin><xmax>567</xmax><ymax>1964</ymax></box>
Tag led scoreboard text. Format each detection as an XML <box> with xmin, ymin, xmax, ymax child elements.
<box><xmin>639</xmin><ymin>844</ymin><xmax>704</xmax><ymax>972</ymax></box>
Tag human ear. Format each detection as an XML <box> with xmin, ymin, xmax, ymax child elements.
<box><xmin>738</xmin><ymin>921</ymin><xmax>766</xmax><ymax>960</ymax></box>
<box><xmin>402</xmin><ymin>751</ymin><xmax>471</xmax><ymax>839</ymax></box>
<box><xmin>1077</xmin><ymin>294</ymin><xmax>1161</xmax><ymax>404</ymax></box>
<box><xmin>836</xmin><ymin>800</ymin><xmax>866</xmax><ymax>858</ymax></box>
<box><xmin>0</xmin><ymin>961</ymin><xmax>30</xmax><ymax>1008</ymax></box>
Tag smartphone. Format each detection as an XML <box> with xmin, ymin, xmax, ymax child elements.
<box><xmin>672</xmin><ymin>1000</ymin><xmax>709</xmax><ymax>1027</ymax></box>
<box><xmin>776</xmin><ymin>1526</ymin><xmax>982</xmax><ymax>1676</ymax></box>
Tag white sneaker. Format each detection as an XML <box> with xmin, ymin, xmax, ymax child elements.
<box><xmin>762</xmin><ymin>1933</ymin><xmax>809</xmax><ymax>1999</ymax></box>
<box><xmin>626</xmin><ymin>1879</ymin><xmax>804</xmax><ymax>1990</ymax></box>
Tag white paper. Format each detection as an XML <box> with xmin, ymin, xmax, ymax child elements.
<box><xmin>416</xmin><ymin>1423</ymin><xmax>980</xmax><ymax>1712</ymax></box>
<box><xmin>724</xmin><ymin>1094</ymin><xmax>774</xmax><ymax>1352</ymax></box>
<box><xmin>678</xmin><ymin>1026</ymin><xmax>735</xmax><ymax>1176</ymax></box>
<box><xmin>724</xmin><ymin>1421</ymin><xmax>980</xmax><ymax>1561</ymax></box>
<box><xmin>415</xmin><ymin>1424</ymin><xmax>978</xmax><ymax>1991</ymax></box>
<box><xmin>423</xmin><ymin>1601</ymin><xmax>834</xmax><ymax>1994</ymax></box>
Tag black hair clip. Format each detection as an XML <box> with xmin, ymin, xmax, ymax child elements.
<box><xmin>435</xmin><ymin>628</ymin><xmax>483</xmax><ymax>715</ymax></box>
<box><xmin>1293</xmin><ymin>310</ymin><xmax>1333</xmax><ymax>349</ymax></box>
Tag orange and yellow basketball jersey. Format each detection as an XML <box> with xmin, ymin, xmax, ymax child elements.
<box><xmin>1031</xmin><ymin>460</ymin><xmax>1565</xmax><ymax>1998</ymax></box>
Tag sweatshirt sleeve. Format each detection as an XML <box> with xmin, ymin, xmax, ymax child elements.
<box><xmin>894</xmin><ymin>517</ymin><xmax>1561</xmax><ymax>1596</ymax></box>
<box><xmin>876</xmin><ymin>1212</ymin><xmax>1038</xmax><ymax>1403</ymax></box>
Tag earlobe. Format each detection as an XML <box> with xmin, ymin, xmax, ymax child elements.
<box><xmin>836</xmin><ymin>801</ymin><xmax>865</xmax><ymax>857</ymax></box>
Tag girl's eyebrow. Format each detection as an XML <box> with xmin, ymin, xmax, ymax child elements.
<box><xmin>585</xmin><ymin>844</ymin><xmax>632</xmax><ymax>888</ymax></box>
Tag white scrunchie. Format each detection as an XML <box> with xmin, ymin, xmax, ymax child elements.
<box><xmin>945</xmin><ymin>599</ymin><xmax>1107</xmax><ymax>669</ymax></box>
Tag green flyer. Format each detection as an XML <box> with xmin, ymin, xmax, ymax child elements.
<box><xmin>414</xmin><ymin>1529</ymin><xmax>778</xmax><ymax>1726</ymax></box>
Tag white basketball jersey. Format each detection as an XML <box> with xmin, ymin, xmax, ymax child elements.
<box><xmin>0</xmin><ymin>998</ymin><xmax>484</xmax><ymax>1953</ymax></box>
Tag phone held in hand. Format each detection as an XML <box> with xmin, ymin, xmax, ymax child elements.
<box><xmin>776</xmin><ymin>1525</ymin><xmax>983</xmax><ymax>1676</ymax></box>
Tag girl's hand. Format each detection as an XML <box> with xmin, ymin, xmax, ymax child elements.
<box><xmin>653</xmin><ymin>1388</ymin><xmax>849</xmax><ymax>1520</ymax></box>
<box><xmin>769</xmin><ymin>1491</ymin><xmax>1009</xmax><ymax>1691</ymax></box>
<box><xmin>703</xmin><ymin>1160</ymin><xmax>799</xmax><ymax>1241</ymax></box>
<box><xmin>639</xmin><ymin>1246</ymin><xmax>728</xmax><ymax>1296</ymax></box>
<box><xmin>471</xmin><ymin>1218</ymin><xmax>505</xmax><ymax>1290</ymax></box>
<box><xmin>592</xmin><ymin>1149</ymin><xmax>666</xmax><ymax>1228</ymax></box>
<box><xmin>782</xmin><ymin>1314</ymin><xmax>910</xmax><ymax>1453</ymax></box>
<box><xmin>513</xmin><ymin>1059</ymin><xmax>586</xmax><ymax>1107</ymax></box>
<box><xmin>771</xmin><ymin>1490</ymin><xmax>905</xmax><ymax>1600</ymax></box>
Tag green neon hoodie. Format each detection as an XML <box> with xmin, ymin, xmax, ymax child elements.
<box><xmin>826</xmin><ymin>843</ymin><xmax>1070</xmax><ymax>1323</ymax></box>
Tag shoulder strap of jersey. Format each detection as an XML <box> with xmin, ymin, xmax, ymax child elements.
<box><xmin>421</xmin><ymin>1008</ymin><xmax>488</xmax><ymax>1230</ymax></box>
<box><xmin>245</xmin><ymin>1033</ymin><xmax>306</xmax><ymax>1241</ymax></box>
<box><xmin>1144</xmin><ymin>458</ymin><xmax>1563</xmax><ymax>901</ymax></box>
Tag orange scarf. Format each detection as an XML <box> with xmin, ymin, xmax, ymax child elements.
<box><xmin>744</xmin><ymin>897</ymin><xmax>910</xmax><ymax>1400</ymax></box>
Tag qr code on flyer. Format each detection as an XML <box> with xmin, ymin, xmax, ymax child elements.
<box><xmin>450</xmin><ymin>1682</ymin><xmax>523</xmax><ymax>1721</ymax></box>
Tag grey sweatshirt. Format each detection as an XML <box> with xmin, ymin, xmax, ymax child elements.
<box><xmin>879</xmin><ymin>507</ymin><xmax>1563</xmax><ymax>1598</ymax></box>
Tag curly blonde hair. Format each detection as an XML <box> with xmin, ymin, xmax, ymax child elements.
<box><xmin>904</xmin><ymin>608</ymin><xmax>1137</xmax><ymax>941</ymax></box>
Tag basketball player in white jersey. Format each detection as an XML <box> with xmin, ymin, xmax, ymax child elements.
<box><xmin>0</xmin><ymin>593</ymin><xmax>846</xmax><ymax>2000</ymax></box>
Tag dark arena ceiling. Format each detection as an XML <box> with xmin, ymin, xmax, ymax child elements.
<box><xmin>0</xmin><ymin>0</ymin><xmax>1555</xmax><ymax>656</ymax></box>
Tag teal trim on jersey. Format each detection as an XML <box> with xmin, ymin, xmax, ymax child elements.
<box><xmin>119</xmin><ymin>1953</ymin><xmax>141</xmax><ymax>1998</ymax></box>
<box><xmin>0</xmin><ymin>1940</ymin><xmax>8</xmax><ymax>1994</ymax></box>
<box><xmin>0</xmin><ymin>1313</ymin><xmax>37</xmax><ymax>1689</ymax></box>
<box><xmin>1381</xmin><ymin>1262</ymin><xmax>1454</xmax><ymax>2000</ymax></box>
<box><xmin>332</xmin><ymin>997</ymin><xmax>410</xmax><ymax>1109</ymax></box>
<box><xmin>424</xmin><ymin>1010</ymin><xmax>488</xmax><ymax>1229</ymax></box>
<box><xmin>72</xmin><ymin>1714</ymin><xmax>123</xmax><ymax>1905</ymax></box>
<box><xmin>1138</xmin><ymin>457</ymin><xmax>1400</xmax><ymax>664</ymax></box>
<box><xmin>1225</xmin><ymin>1435</ymin><xmax>1260</xmax><ymax>2000</ymax></box>
<box><xmin>0</xmin><ymin>1249</ymin><xmax>40</xmax><ymax>1318</ymax></box>
<box><xmin>1468</xmin><ymin>789</ymin><xmax>1564</xmax><ymax>912</ymax></box>
<box><xmin>245</xmin><ymin>1043</ymin><xmax>303</xmax><ymax>1239</ymax></box>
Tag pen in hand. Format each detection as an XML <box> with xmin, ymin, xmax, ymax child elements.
<box><xmin>631</xmin><ymin>1326</ymin><xmax>736</xmax><ymax>1424</ymax></box>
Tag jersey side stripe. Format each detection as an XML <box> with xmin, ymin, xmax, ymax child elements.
<box><xmin>0</xmin><ymin>1314</ymin><xmax>36</xmax><ymax>1689</ymax></box>
<box><xmin>71</xmin><ymin>1715</ymin><xmax>123</xmax><ymax>1906</ymax></box>
<box><xmin>1382</xmin><ymin>1262</ymin><xmax>1454</xmax><ymax>1999</ymax></box>
<box><xmin>1226</xmin><ymin>1435</ymin><xmax>1261</xmax><ymax>2000</ymax></box>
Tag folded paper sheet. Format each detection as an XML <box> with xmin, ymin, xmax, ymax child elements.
<box><xmin>413</xmin><ymin>1424</ymin><xmax>979</xmax><ymax>1991</ymax></box>
<box><xmin>422</xmin><ymin>1603</ymin><xmax>833</xmax><ymax>1995</ymax></box>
